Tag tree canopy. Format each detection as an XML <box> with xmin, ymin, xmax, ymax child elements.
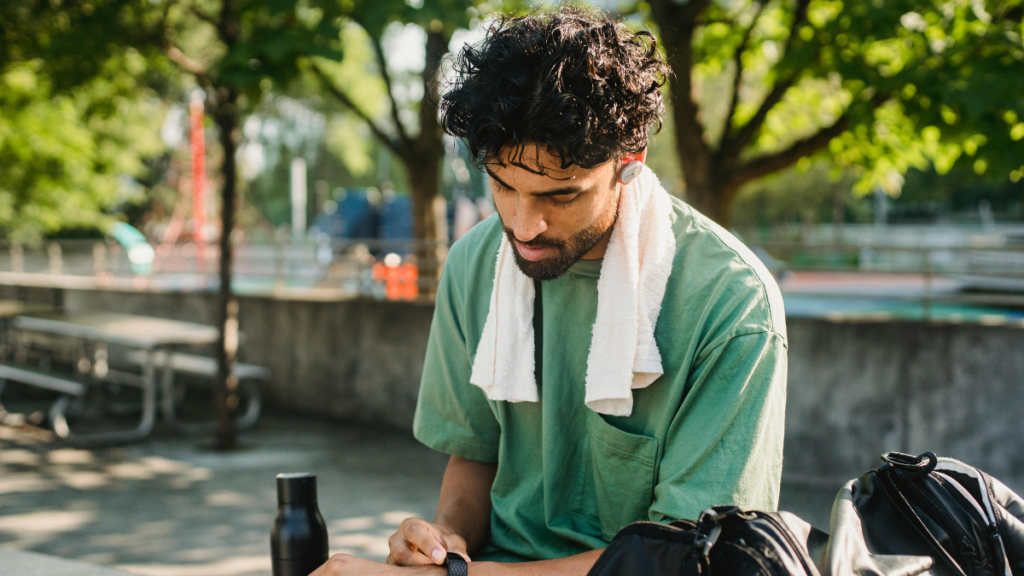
<box><xmin>15</xmin><ymin>0</ymin><xmax>352</xmax><ymax>449</ymax></box>
<box><xmin>0</xmin><ymin>1</ymin><xmax>168</xmax><ymax>239</ymax></box>
<box><xmin>642</xmin><ymin>0</ymin><xmax>1024</xmax><ymax>225</ymax></box>
<box><xmin>5</xmin><ymin>0</ymin><xmax>1023</xmax><ymax>236</ymax></box>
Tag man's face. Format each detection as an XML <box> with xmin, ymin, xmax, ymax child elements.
<box><xmin>486</xmin><ymin>145</ymin><xmax>621</xmax><ymax>281</ymax></box>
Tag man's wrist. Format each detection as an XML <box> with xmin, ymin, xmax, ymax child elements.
<box><xmin>445</xmin><ymin>552</ymin><xmax>469</xmax><ymax>576</ymax></box>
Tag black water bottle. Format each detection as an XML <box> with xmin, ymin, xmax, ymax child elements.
<box><xmin>271</xmin><ymin>472</ymin><xmax>329</xmax><ymax>576</ymax></box>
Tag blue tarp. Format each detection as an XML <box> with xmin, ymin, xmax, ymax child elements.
<box><xmin>312</xmin><ymin>189</ymin><xmax>415</xmax><ymax>242</ymax></box>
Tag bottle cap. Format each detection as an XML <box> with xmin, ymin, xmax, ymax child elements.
<box><xmin>276</xmin><ymin>472</ymin><xmax>318</xmax><ymax>504</ymax></box>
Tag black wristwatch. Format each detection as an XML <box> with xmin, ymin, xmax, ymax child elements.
<box><xmin>446</xmin><ymin>552</ymin><xmax>468</xmax><ymax>576</ymax></box>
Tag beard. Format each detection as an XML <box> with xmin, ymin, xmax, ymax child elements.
<box><xmin>502</xmin><ymin>211</ymin><xmax>617</xmax><ymax>281</ymax></box>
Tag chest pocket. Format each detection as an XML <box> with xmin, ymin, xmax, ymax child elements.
<box><xmin>572</xmin><ymin>410</ymin><xmax>660</xmax><ymax>541</ymax></box>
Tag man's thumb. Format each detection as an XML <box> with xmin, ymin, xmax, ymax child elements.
<box><xmin>441</xmin><ymin>535</ymin><xmax>471</xmax><ymax>563</ymax></box>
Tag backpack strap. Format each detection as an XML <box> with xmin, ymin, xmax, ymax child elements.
<box><xmin>876</xmin><ymin>455</ymin><xmax>968</xmax><ymax>576</ymax></box>
<box><xmin>694</xmin><ymin>507</ymin><xmax>756</xmax><ymax>575</ymax></box>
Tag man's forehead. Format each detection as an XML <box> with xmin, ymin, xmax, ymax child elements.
<box><xmin>486</xmin><ymin>144</ymin><xmax>611</xmax><ymax>186</ymax></box>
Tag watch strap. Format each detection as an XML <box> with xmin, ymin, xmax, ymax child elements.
<box><xmin>446</xmin><ymin>552</ymin><xmax>468</xmax><ymax>576</ymax></box>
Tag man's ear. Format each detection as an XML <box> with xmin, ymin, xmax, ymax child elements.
<box><xmin>618</xmin><ymin>148</ymin><xmax>648</xmax><ymax>185</ymax></box>
<box><xmin>619</xmin><ymin>148</ymin><xmax>648</xmax><ymax>164</ymax></box>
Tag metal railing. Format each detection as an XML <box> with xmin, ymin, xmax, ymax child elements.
<box><xmin>0</xmin><ymin>239</ymin><xmax>449</xmax><ymax>301</ymax></box>
<box><xmin>741</xmin><ymin>223</ymin><xmax>1024</xmax><ymax>323</ymax></box>
<box><xmin>0</xmin><ymin>223</ymin><xmax>1022</xmax><ymax>315</ymax></box>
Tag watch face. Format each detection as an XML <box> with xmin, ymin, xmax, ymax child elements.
<box><xmin>446</xmin><ymin>552</ymin><xmax>469</xmax><ymax>576</ymax></box>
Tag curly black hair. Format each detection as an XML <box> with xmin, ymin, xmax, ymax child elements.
<box><xmin>439</xmin><ymin>5</ymin><xmax>669</xmax><ymax>174</ymax></box>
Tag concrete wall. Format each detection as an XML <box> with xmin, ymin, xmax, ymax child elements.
<box><xmin>8</xmin><ymin>285</ymin><xmax>1024</xmax><ymax>491</ymax></box>
<box><xmin>786</xmin><ymin>319</ymin><xmax>1024</xmax><ymax>491</ymax></box>
<box><xmin>56</xmin><ymin>289</ymin><xmax>434</xmax><ymax>430</ymax></box>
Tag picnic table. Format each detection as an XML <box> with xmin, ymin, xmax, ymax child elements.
<box><xmin>0</xmin><ymin>312</ymin><xmax>265</xmax><ymax>445</ymax></box>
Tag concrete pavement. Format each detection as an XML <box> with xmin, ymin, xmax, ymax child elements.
<box><xmin>0</xmin><ymin>413</ymin><xmax>836</xmax><ymax>576</ymax></box>
<box><xmin>0</xmin><ymin>414</ymin><xmax>449</xmax><ymax>576</ymax></box>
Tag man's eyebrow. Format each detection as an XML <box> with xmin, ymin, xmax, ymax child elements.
<box><xmin>485</xmin><ymin>169</ymin><xmax>515</xmax><ymax>191</ymax></box>
<box><xmin>485</xmin><ymin>169</ymin><xmax>585</xmax><ymax>197</ymax></box>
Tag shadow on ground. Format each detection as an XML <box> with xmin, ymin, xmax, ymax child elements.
<box><xmin>0</xmin><ymin>412</ymin><xmax>842</xmax><ymax>576</ymax></box>
<box><xmin>0</xmin><ymin>414</ymin><xmax>448</xmax><ymax>576</ymax></box>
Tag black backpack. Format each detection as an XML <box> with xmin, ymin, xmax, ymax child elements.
<box><xmin>588</xmin><ymin>452</ymin><xmax>1024</xmax><ymax>576</ymax></box>
<box><xmin>830</xmin><ymin>451</ymin><xmax>1024</xmax><ymax>576</ymax></box>
<box><xmin>587</xmin><ymin>506</ymin><xmax>825</xmax><ymax>576</ymax></box>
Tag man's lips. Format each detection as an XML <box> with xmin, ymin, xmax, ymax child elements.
<box><xmin>514</xmin><ymin>240</ymin><xmax>555</xmax><ymax>261</ymax></box>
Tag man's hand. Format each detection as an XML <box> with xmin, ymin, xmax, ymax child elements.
<box><xmin>310</xmin><ymin>553</ymin><xmax>443</xmax><ymax>576</ymax></box>
<box><xmin>311</xmin><ymin>549</ymin><xmax>605</xmax><ymax>576</ymax></box>
<box><xmin>382</xmin><ymin>456</ymin><xmax>495</xmax><ymax>567</ymax></box>
<box><xmin>387</xmin><ymin>517</ymin><xmax>470</xmax><ymax>566</ymax></box>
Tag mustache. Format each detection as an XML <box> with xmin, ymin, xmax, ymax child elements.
<box><xmin>502</xmin><ymin>227</ymin><xmax>565</xmax><ymax>249</ymax></box>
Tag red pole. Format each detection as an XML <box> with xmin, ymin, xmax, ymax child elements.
<box><xmin>190</xmin><ymin>97</ymin><xmax>207</xmax><ymax>273</ymax></box>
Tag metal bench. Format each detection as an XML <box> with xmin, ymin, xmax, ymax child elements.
<box><xmin>123</xmin><ymin>350</ymin><xmax>267</xmax><ymax>430</ymax></box>
<box><xmin>0</xmin><ymin>361</ymin><xmax>156</xmax><ymax>445</ymax></box>
<box><xmin>5</xmin><ymin>312</ymin><xmax>222</xmax><ymax>445</ymax></box>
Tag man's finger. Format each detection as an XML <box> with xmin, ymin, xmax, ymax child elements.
<box><xmin>387</xmin><ymin>542</ymin><xmax>436</xmax><ymax>566</ymax></box>
<box><xmin>404</xmin><ymin>520</ymin><xmax>447</xmax><ymax>564</ymax></box>
<box><xmin>440</xmin><ymin>533</ymin><xmax>472</xmax><ymax>563</ymax></box>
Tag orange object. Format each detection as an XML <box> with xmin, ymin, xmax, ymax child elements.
<box><xmin>372</xmin><ymin>262</ymin><xmax>419</xmax><ymax>301</ymax></box>
<box><xmin>190</xmin><ymin>98</ymin><xmax>207</xmax><ymax>269</ymax></box>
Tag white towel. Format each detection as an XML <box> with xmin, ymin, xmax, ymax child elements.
<box><xmin>469</xmin><ymin>166</ymin><xmax>677</xmax><ymax>416</ymax></box>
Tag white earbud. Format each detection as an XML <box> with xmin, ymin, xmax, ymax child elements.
<box><xmin>619</xmin><ymin>160</ymin><xmax>643</xmax><ymax>184</ymax></box>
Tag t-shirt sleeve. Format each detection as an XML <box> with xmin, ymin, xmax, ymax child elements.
<box><xmin>413</xmin><ymin>254</ymin><xmax>501</xmax><ymax>464</ymax></box>
<box><xmin>648</xmin><ymin>330</ymin><xmax>787</xmax><ymax>522</ymax></box>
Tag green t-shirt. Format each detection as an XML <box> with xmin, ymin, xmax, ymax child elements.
<box><xmin>413</xmin><ymin>195</ymin><xmax>788</xmax><ymax>562</ymax></box>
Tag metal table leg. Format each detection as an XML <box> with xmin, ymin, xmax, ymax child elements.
<box><xmin>159</xmin><ymin>363</ymin><xmax>262</xmax><ymax>434</ymax></box>
<box><xmin>56</xmin><ymin>349</ymin><xmax>156</xmax><ymax>447</ymax></box>
<box><xmin>159</xmin><ymin>350</ymin><xmax>178</xmax><ymax>427</ymax></box>
<box><xmin>236</xmin><ymin>380</ymin><xmax>262</xmax><ymax>430</ymax></box>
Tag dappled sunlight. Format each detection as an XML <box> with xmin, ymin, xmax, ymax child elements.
<box><xmin>327</xmin><ymin>510</ymin><xmax>419</xmax><ymax>560</ymax></box>
<box><xmin>0</xmin><ymin>415</ymin><xmax>449</xmax><ymax>576</ymax></box>
<box><xmin>0</xmin><ymin>471</ymin><xmax>60</xmax><ymax>494</ymax></box>
<box><xmin>48</xmin><ymin>448</ymin><xmax>95</xmax><ymax>465</ymax></box>
<box><xmin>89</xmin><ymin>521</ymin><xmax>178</xmax><ymax>549</ymax></box>
<box><xmin>0</xmin><ymin>509</ymin><xmax>96</xmax><ymax>535</ymax></box>
<box><xmin>0</xmin><ymin>448</ymin><xmax>41</xmax><ymax>465</ymax></box>
<box><xmin>205</xmin><ymin>490</ymin><xmax>253</xmax><ymax>507</ymax></box>
<box><xmin>119</xmin><ymin>556</ymin><xmax>271</xmax><ymax>576</ymax></box>
<box><xmin>0</xmin><ymin>423</ymin><xmax>256</xmax><ymax>574</ymax></box>
<box><xmin>0</xmin><ymin>507</ymin><xmax>97</xmax><ymax>551</ymax></box>
<box><xmin>0</xmin><ymin>432</ymin><xmax>213</xmax><ymax>497</ymax></box>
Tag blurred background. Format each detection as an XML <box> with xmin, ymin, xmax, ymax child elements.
<box><xmin>0</xmin><ymin>0</ymin><xmax>1022</xmax><ymax>574</ymax></box>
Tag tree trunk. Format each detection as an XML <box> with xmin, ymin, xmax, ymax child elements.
<box><xmin>686</xmin><ymin>181</ymin><xmax>737</xmax><ymax>229</ymax></box>
<box><xmin>213</xmin><ymin>95</ymin><xmax>240</xmax><ymax>451</ymax></box>
<box><xmin>407</xmin><ymin>147</ymin><xmax>442</xmax><ymax>286</ymax></box>
<box><xmin>405</xmin><ymin>29</ymin><xmax>447</xmax><ymax>277</ymax></box>
<box><xmin>653</xmin><ymin>2</ymin><xmax>729</xmax><ymax>227</ymax></box>
<box><xmin>409</xmin><ymin>159</ymin><xmax>439</xmax><ymax>246</ymax></box>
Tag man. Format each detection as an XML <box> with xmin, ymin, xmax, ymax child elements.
<box><xmin>313</xmin><ymin>6</ymin><xmax>786</xmax><ymax>576</ymax></box>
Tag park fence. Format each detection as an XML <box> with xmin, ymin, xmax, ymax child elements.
<box><xmin>0</xmin><ymin>223</ymin><xmax>1021</xmax><ymax>312</ymax></box>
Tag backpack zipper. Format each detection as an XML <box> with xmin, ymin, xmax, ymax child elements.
<box><xmin>934</xmin><ymin>473</ymin><xmax>990</xmax><ymax>529</ymax></box>
<box><xmin>905</xmin><ymin>480</ymin><xmax>979</xmax><ymax>575</ymax></box>
<box><xmin>934</xmin><ymin>472</ymin><xmax>1007</xmax><ymax>575</ymax></box>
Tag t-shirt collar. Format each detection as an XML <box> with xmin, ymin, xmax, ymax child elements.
<box><xmin>567</xmin><ymin>258</ymin><xmax>603</xmax><ymax>277</ymax></box>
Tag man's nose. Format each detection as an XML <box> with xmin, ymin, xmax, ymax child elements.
<box><xmin>513</xmin><ymin>197</ymin><xmax>548</xmax><ymax>242</ymax></box>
